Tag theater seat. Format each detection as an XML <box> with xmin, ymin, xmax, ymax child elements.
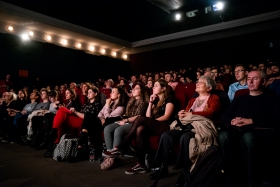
<box><xmin>77</xmin><ymin>94</ymin><xmax>87</xmax><ymax>106</ymax></box>
<box><xmin>174</xmin><ymin>83</ymin><xmax>196</xmax><ymax>110</ymax></box>
<box><xmin>100</xmin><ymin>88</ymin><xmax>111</xmax><ymax>98</ymax></box>
<box><xmin>234</xmin><ymin>89</ymin><xmax>249</xmax><ymax>98</ymax></box>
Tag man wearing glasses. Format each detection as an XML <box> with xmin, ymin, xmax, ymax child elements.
<box><xmin>228</xmin><ymin>64</ymin><xmax>248</xmax><ymax>102</ymax></box>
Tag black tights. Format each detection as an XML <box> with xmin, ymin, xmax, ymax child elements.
<box><xmin>118</xmin><ymin>116</ymin><xmax>169</xmax><ymax>165</ymax></box>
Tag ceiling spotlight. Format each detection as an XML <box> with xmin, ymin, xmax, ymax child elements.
<box><xmin>76</xmin><ymin>43</ymin><xmax>81</xmax><ymax>48</ymax></box>
<box><xmin>101</xmin><ymin>49</ymin><xmax>106</xmax><ymax>54</ymax></box>
<box><xmin>113</xmin><ymin>52</ymin><xmax>116</xmax><ymax>56</ymax></box>
<box><xmin>213</xmin><ymin>2</ymin><xmax>224</xmax><ymax>11</ymax></box>
<box><xmin>21</xmin><ymin>34</ymin><xmax>29</xmax><ymax>41</ymax></box>
<box><xmin>89</xmin><ymin>46</ymin><xmax>95</xmax><ymax>51</ymax></box>
<box><xmin>7</xmin><ymin>26</ymin><xmax>13</xmax><ymax>31</ymax></box>
<box><xmin>123</xmin><ymin>55</ymin><xmax>128</xmax><ymax>59</ymax></box>
<box><xmin>61</xmin><ymin>39</ymin><xmax>67</xmax><ymax>45</ymax></box>
<box><xmin>175</xmin><ymin>13</ymin><xmax>182</xmax><ymax>21</ymax></box>
<box><xmin>46</xmin><ymin>35</ymin><xmax>52</xmax><ymax>41</ymax></box>
<box><xmin>29</xmin><ymin>31</ymin><xmax>34</xmax><ymax>36</ymax></box>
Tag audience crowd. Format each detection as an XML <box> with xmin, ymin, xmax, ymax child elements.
<box><xmin>0</xmin><ymin>61</ymin><xmax>280</xmax><ymax>187</ymax></box>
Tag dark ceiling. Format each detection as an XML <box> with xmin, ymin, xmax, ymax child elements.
<box><xmin>1</xmin><ymin>0</ymin><xmax>280</xmax><ymax>42</ymax></box>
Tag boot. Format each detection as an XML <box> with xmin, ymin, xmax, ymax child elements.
<box><xmin>43</xmin><ymin>128</ymin><xmax>57</xmax><ymax>157</ymax></box>
<box><xmin>34</xmin><ymin>133</ymin><xmax>51</xmax><ymax>150</ymax></box>
<box><xmin>78</xmin><ymin>132</ymin><xmax>89</xmax><ymax>149</ymax></box>
<box><xmin>175</xmin><ymin>168</ymin><xmax>188</xmax><ymax>187</ymax></box>
<box><xmin>76</xmin><ymin>132</ymin><xmax>89</xmax><ymax>161</ymax></box>
<box><xmin>149</xmin><ymin>163</ymin><xmax>169</xmax><ymax>180</ymax></box>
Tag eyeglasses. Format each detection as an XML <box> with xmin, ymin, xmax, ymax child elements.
<box><xmin>234</xmin><ymin>70</ymin><xmax>245</xmax><ymax>73</ymax></box>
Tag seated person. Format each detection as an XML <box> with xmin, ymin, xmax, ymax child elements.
<box><xmin>33</xmin><ymin>90</ymin><xmax>60</xmax><ymax>149</ymax></box>
<box><xmin>47</xmin><ymin>88</ymin><xmax>81</xmax><ymax>145</ymax></box>
<box><xmin>102</xmin><ymin>80</ymin><xmax>175</xmax><ymax>175</ymax></box>
<box><xmin>228</xmin><ymin>64</ymin><xmax>248</xmax><ymax>102</ymax></box>
<box><xmin>15</xmin><ymin>89</ymin><xmax>28</xmax><ymax>111</ymax></box>
<box><xmin>97</xmin><ymin>87</ymin><xmax>126</xmax><ymax>127</ymax></box>
<box><xmin>219</xmin><ymin>70</ymin><xmax>280</xmax><ymax>187</ymax></box>
<box><xmin>149</xmin><ymin>75</ymin><xmax>220</xmax><ymax>186</ymax></box>
<box><xmin>101</xmin><ymin>83</ymin><xmax>149</xmax><ymax>169</ymax></box>
<box><xmin>14</xmin><ymin>89</ymin><xmax>50</xmax><ymax>143</ymax></box>
<box><xmin>0</xmin><ymin>92</ymin><xmax>19</xmax><ymax>143</ymax></box>
<box><xmin>265</xmin><ymin>63</ymin><xmax>280</xmax><ymax>88</ymax></box>
<box><xmin>146</xmin><ymin>80</ymin><xmax>154</xmax><ymax>96</ymax></box>
<box><xmin>165</xmin><ymin>73</ymin><xmax>178</xmax><ymax>91</ymax></box>
<box><xmin>78</xmin><ymin>82</ymin><xmax>91</xmax><ymax>105</ymax></box>
<box><xmin>71</xmin><ymin>87</ymin><xmax>103</xmax><ymax>158</ymax></box>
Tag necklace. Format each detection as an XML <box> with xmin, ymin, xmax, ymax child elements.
<box><xmin>196</xmin><ymin>99</ymin><xmax>205</xmax><ymax>108</ymax></box>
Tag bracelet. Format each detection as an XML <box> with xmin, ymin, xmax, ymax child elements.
<box><xmin>149</xmin><ymin>101</ymin><xmax>153</xmax><ymax>103</ymax></box>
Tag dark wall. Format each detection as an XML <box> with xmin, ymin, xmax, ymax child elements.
<box><xmin>130</xmin><ymin>29</ymin><xmax>280</xmax><ymax>74</ymax></box>
<box><xmin>0</xmin><ymin>33</ymin><xmax>130</xmax><ymax>90</ymax></box>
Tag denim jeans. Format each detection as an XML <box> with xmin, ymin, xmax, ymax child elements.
<box><xmin>104</xmin><ymin>122</ymin><xmax>132</xmax><ymax>150</ymax></box>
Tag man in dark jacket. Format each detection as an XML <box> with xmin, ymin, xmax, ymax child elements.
<box><xmin>219</xmin><ymin>69</ymin><xmax>280</xmax><ymax>187</ymax></box>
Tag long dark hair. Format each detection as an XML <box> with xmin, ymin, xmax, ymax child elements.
<box><xmin>65</xmin><ymin>88</ymin><xmax>77</xmax><ymax>101</ymax></box>
<box><xmin>18</xmin><ymin>89</ymin><xmax>28</xmax><ymax>100</ymax></box>
<box><xmin>114</xmin><ymin>86</ymin><xmax>127</xmax><ymax>109</ymax></box>
<box><xmin>125</xmin><ymin>83</ymin><xmax>149</xmax><ymax>115</ymax></box>
<box><xmin>153</xmin><ymin>79</ymin><xmax>170</xmax><ymax>116</ymax></box>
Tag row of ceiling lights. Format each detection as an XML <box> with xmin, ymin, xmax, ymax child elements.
<box><xmin>6</xmin><ymin>26</ymin><xmax>128</xmax><ymax>59</ymax></box>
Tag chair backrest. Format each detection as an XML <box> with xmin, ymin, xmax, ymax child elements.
<box><xmin>234</xmin><ymin>89</ymin><xmax>249</xmax><ymax>98</ymax></box>
<box><xmin>174</xmin><ymin>83</ymin><xmax>196</xmax><ymax>110</ymax></box>
<box><xmin>77</xmin><ymin>94</ymin><xmax>87</xmax><ymax>107</ymax></box>
<box><xmin>100</xmin><ymin>88</ymin><xmax>111</xmax><ymax>99</ymax></box>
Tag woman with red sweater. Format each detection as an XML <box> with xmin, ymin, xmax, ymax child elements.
<box><xmin>149</xmin><ymin>75</ymin><xmax>221</xmax><ymax>186</ymax></box>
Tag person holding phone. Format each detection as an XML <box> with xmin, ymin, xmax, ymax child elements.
<box><xmin>102</xmin><ymin>79</ymin><xmax>175</xmax><ymax>175</ymax></box>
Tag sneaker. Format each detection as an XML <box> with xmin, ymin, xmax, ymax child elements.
<box><xmin>125</xmin><ymin>163</ymin><xmax>147</xmax><ymax>174</ymax></box>
<box><xmin>102</xmin><ymin>147</ymin><xmax>123</xmax><ymax>158</ymax></box>
<box><xmin>100</xmin><ymin>157</ymin><xmax>115</xmax><ymax>170</ymax></box>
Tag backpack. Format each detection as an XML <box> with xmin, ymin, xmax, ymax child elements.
<box><xmin>53</xmin><ymin>134</ymin><xmax>79</xmax><ymax>162</ymax></box>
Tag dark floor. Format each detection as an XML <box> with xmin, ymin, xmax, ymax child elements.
<box><xmin>0</xmin><ymin>143</ymin><xmax>181</xmax><ymax>187</ymax></box>
<box><xmin>0</xmin><ymin>143</ymin><xmax>279</xmax><ymax>187</ymax></box>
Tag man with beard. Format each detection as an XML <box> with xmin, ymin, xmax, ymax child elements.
<box><xmin>266</xmin><ymin>63</ymin><xmax>280</xmax><ymax>96</ymax></box>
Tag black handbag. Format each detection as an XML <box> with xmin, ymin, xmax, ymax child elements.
<box><xmin>103</xmin><ymin>116</ymin><xmax>123</xmax><ymax>128</ymax></box>
<box><xmin>175</xmin><ymin>118</ymin><xmax>194</xmax><ymax>131</ymax></box>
